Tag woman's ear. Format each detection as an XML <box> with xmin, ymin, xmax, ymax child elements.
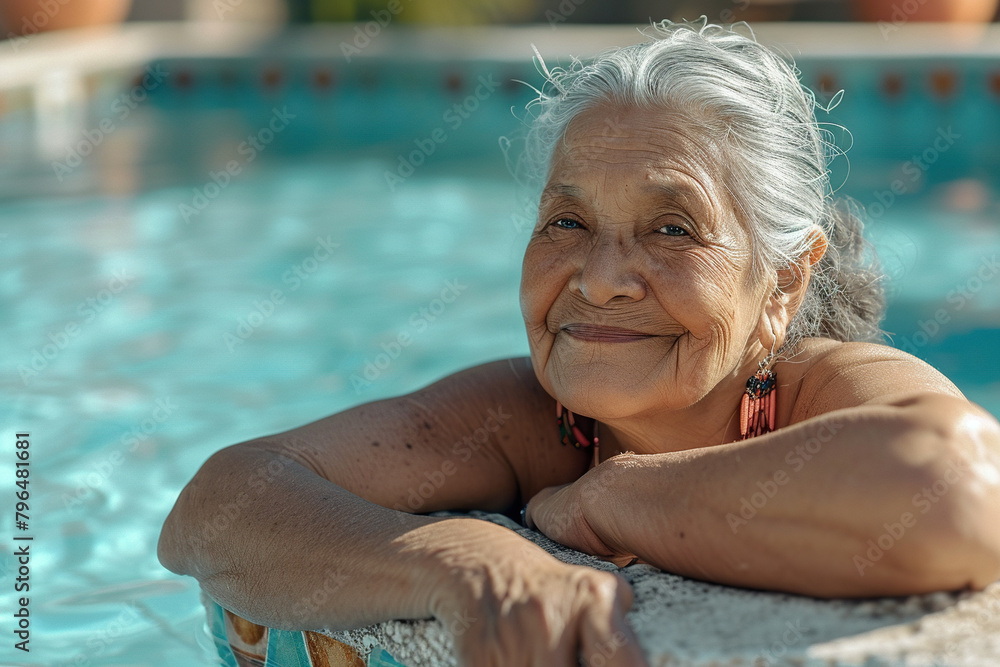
<box><xmin>758</xmin><ymin>225</ymin><xmax>827</xmax><ymax>349</ymax></box>
<box><xmin>804</xmin><ymin>225</ymin><xmax>828</xmax><ymax>267</ymax></box>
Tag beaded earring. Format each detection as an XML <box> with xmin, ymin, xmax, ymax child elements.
<box><xmin>740</xmin><ymin>342</ymin><xmax>779</xmax><ymax>440</ymax></box>
<box><xmin>556</xmin><ymin>400</ymin><xmax>599</xmax><ymax>449</ymax></box>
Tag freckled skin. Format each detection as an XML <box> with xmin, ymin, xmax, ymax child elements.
<box><xmin>520</xmin><ymin>104</ymin><xmax>786</xmax><ymax>455</ymax></box>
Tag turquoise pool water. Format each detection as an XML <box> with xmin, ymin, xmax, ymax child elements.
<box><xmin>1</xmin><ymin>51</ymin><xmax>999</xmax><ymax>665</ymax></box>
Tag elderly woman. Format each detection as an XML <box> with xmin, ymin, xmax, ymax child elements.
<box><xmin>159</xmin><ymin>20</ymin><xmax>1000</xmax><ymax>667</ymax></box>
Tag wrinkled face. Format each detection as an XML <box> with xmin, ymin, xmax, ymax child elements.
<box><xmin>519</xmin><ymin>104</ymin><xmax>772</xmax><ymax>419</ymax></box>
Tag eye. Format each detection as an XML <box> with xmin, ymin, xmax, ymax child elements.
<box><xmin>658</xmin><ymin>224</ymin><xmax>688</xmax><ymax>236</ymax></box>
<box><xmin>551</xmin><ymin>218</ymin><xmax>583</xmax><ymax>230</ymax></box>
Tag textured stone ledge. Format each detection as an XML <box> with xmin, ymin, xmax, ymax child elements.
<box><xmin>324</xmin><ymin>510</ymin><xmax>1000</xmax><ymax>666</ymax></box>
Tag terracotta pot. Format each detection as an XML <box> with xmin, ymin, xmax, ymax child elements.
<box><xmin>0</xmin><ymin>0</ymin><xmax>133</xmax><ymax>36</ymax></box>
<box><xmin>850</xmin><ymin>0</ymin><xmax>999</xmax><ymax>22</ymax></box>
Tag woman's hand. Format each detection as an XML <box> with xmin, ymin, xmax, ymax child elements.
<box><xmin>431</xmin><ymin>550</ymin><xmax>649</xmax><ymax>667</ymax></box>
<box><xmin>524</xmin><ymin>468</ymin><xmax>639</xmax><ymax>568</ymax></box>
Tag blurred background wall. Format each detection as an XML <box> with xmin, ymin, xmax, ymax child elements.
<box><xmin>130</xmin><ymin>0</ymin><xmax>1000</xmax><ymax>24</ymax></box>
<box><xmin>3</xmin><ymin>0</ymin><xmax>1000</xmax><ymax>34</ymax></box>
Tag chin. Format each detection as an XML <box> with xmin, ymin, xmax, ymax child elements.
<box><xmin>549</xmin><ymin>352</ymin><xmax>725</xmax><ymax>418</ymax></box>
<box><xmin>544</xmin><ymin>362</ymin><xmax>668</xmax><ymax>419</ymax></box>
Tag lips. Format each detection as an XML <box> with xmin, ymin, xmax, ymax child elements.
<box><xmin>561</xmin><ymin>323</ymin><xmax>658</xmax><ymax>343</ymax></box>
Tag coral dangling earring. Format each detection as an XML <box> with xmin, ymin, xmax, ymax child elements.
<box><xmin>739</xmin><ymin>342</ymin><xmax>778</xmax><ymax>440</ymax></box>
<box><xmin>556</xmin><ymin>400</ymin><xmax>598</xmax><ymax>449</ymax></box>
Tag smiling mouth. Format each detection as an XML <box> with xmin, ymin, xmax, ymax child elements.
<box><xmin>560</xmin><ymin>323</ymin><xmax>660</xmax><ymax>343</ymax></box>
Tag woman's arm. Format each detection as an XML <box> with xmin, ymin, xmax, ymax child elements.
<box><xmin>585</xmin><ymin>393</ymin><xmax>1000</xmax><ymax>597</ymax></box>
<box><xmin>158</xmin><ymin>357</ymin><xmax>649</xmax><ymax>664</ymax></box>
<box><xmin>157</xmin><ymin>358</ymin><xmax>533</xmax><ymax>630</ymax></box>
<box><xmin>577</xmin><ymin>343</ymin><xmax>1000</xmax><ymax>598</ymax></box>
<box><xmin>159</xmin><ymin>440</ymin><xmax>492</xmax><ymax>630</ymax></box>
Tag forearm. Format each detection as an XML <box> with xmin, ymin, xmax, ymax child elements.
<box><xmin>589</xmin><ymin>403</ymin><xmax>983</xmax><ymax>597</ymax></box>
<box><xmin>158</xmin><ymin>443</ymin><xmax>529</xmax><ymax>631</ymax></box>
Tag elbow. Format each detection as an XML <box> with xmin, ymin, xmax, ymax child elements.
<box><xmin>157</xmin><ymin>483</ymin><xmax>215</xmax><ymax>580</ymax></box>
<box><xmin>157</xmin><ymin>507</ymin><xmax>184</xmax><ymax>575</ymax></box>
<box><xmin>156</xmin><ymin>444</ymin><xmax>253</xmax><ymax>580</ymax></box>
<box><xmin>888</xmin><ymin>402</ymin><xmax>1000</xmax><ymax>592</ymax></box>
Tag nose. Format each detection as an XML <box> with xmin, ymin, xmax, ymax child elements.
<box><xmin>569</xmin><ymin>237</ymin><xmax>647</xmax><ymax>305</ymax></box>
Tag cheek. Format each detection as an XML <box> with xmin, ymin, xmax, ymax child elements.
<box><xmin>647</xmin><ymin>249</ymin><xmax>748</xmax><ymax>340</ymax></box>
<box><xmin>695</xmin><ymin>252</ymin><xmax>760</xmax><ymax>348</ymax></box>
<box><xmin>520</xmin><ymin>243</ymin><xmax>570</xmax><ymax>324</ymax></box>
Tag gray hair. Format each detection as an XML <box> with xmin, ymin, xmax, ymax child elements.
<box><xmin>510</xmin><ymin>17</ymin><xmax>886</xmax><ymax>352</ymax></box>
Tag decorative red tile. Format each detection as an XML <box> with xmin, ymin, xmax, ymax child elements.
<box><xmin>313</xmin><ymin>68</ymin><xmax>335</xmax><ymax>90</ymax></box>
<box><xmin>262</xmin><ymin>67</ymin><xmax>283</xmax><ymax>90</ymax></box>
<box><xmin>882</xmin><ymin>72</ymin><xmax>904</xmax><ymax>98</ymax></box>
<box><xmin>174</xmin><ymin>69</ymin><xmax>194</xmax><ymax>91</ymax></box>
<box><xmin>989</xmin><ymin>71</ymin><xmax>1000</xmax><ymax>97</ymax></box>
<box><xmin>929</xmin><ymin>69</ymin><xmax>958</xmax><ymax>98</ymax></box>
<box><xmin>445</xmin><ymin>72</ymin><xmax>463</xmax><ymax>92</ymax></box>
<box><xmin>817</xmin><ymin>71</ymin><xmax>837</xmax><ymax>95</ymax></box>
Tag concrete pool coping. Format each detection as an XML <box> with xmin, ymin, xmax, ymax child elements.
<box><xmin>322</xmin><ymin>510</ymin><xmax>1000</xmax><ymax>666</ymax></box>
<box><xmin>2</xmin><ymin>20</ymin><xmax>1000</xmax><ymax>93</ymax></box>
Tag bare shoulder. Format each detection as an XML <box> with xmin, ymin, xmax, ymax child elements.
<box><xmin>785</xmin><ymin>338</ymin><xmax>967</xmax><ymax>424</ymax></box>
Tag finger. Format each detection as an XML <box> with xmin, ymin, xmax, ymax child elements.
<box><xmin>531</xmin><ymin>596</ymin><xmax>582</xmax><ymax>667</ymax></box>
<box><xmin>614</xmin><ymin>575</ymin><xmax>634</xmax><ymax>611</ymax></box>
<box><xmin>580</xmin><ymin>610</ymin><xmax>648</xmax><ymax>667</ymax></box>
<box><xmin>578</xmin><ymin>581</ymin><xmax>648</xmax><ymax>667</ymax></box>
<box><xmin>526</xmin><ymin>484</ymin><xmax>568</xmax><ymax>530</ymax></box>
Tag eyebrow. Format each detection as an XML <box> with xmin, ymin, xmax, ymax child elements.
<box><xmin>540</xmin><ymin>184</ymin><xmax>585</xmax><ymax>199</ymax></box>
<box><xmin>642</xmin><ymin>182</ymin><xmax>709</xmax><ymax>206</ymax></box>
<box><xmin>541</xmin><ymin>181</ymin><xmax>707</xmax><ymax>206</ymax></box>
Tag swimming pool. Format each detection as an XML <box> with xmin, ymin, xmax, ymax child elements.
<box><xmin>1</xmin><ymin>22</ymin><xmax>999</xmax><ymax>666</ymax></box>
